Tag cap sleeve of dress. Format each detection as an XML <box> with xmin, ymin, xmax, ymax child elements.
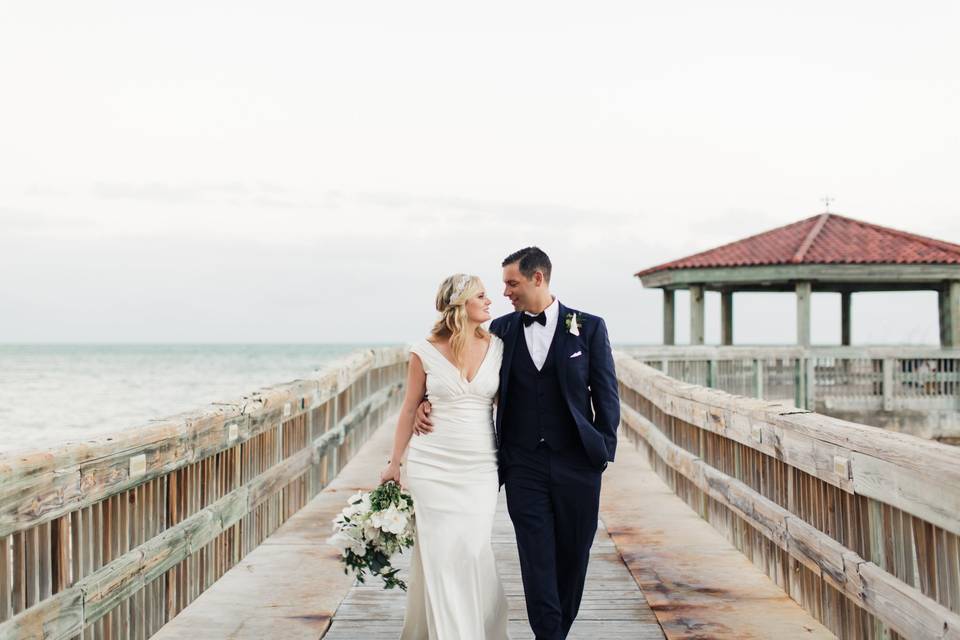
<box><xmin>491</xmin><ymin>334</ymin><xmax>504</xmax><ymax>356</ymax></box>
<box><xmin>408</xmin><ymin>340</ymin><xmax>432</xmax><ymax>374</ymax></box>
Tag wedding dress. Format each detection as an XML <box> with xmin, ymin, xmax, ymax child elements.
<box><xmin>400</xmin><ymin>336</ymin><xmax>509</xmax><ymax>640</ymax></box>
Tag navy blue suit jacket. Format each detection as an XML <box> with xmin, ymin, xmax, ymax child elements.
<box><xmin>489</xmin><ymin>302</ymin><xmax>619</xmax><ymax>470</ymax></box>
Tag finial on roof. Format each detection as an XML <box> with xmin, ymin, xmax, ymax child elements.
<box><xmin>822</xmin><ymin>196</ymin><xmax>834</xmax><ymax>213</ymax></box>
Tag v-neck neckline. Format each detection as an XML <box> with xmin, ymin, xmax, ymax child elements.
<box><xmin>425</xmin><ymin>337</ymin><xmax>493</xmax><ymax>384</ymax></box>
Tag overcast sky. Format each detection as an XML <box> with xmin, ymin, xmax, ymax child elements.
<box><xmin>2</xmin><ymin>1</ymin><xmax>958</xmax><ymax>345</ymax></box>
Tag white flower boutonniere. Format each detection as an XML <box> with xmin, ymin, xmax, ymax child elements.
<box><xmin>564</xmin><ymin>312</ymin><xmax>581</xmax><ymax>336</ymax></box>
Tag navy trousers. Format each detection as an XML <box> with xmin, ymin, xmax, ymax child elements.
<box><xmin>501</xmin><ymin>443</ymin><xmax>602</xmax><ymax>640</ymax></box>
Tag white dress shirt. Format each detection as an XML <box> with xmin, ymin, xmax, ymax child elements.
<box><xmin>523</xmin><ymin>296</ymin><xmax>559</xmax><ymax>371</ymax></box>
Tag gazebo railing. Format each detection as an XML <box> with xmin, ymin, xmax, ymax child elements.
<box><xmin>623</xmin><ymin>345</ymin><xmax>960</xmax><ymax>414</ymax></box>
<box><xmin>0</xmin><ymin>347</ymin><xmax>407</xmax><ymax>640</ymax></box>
<box><xmin>615</xmin><ymin>352</ymin><xmax>960</xmax><ymax>639</ymax></box>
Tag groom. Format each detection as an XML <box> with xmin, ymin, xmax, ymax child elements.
<box><xmin>416</xmin><ymin>246</ymin><xmax>619</xmax><ymax>640</ymax></box>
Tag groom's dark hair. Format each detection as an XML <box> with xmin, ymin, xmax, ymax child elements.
<box><xmin>502</xmin><ymin>247</ymin><xmax>552</xmax><ymax>283</ymax></box>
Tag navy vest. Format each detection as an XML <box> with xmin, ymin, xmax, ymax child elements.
<box><xmin>500</xmin><ymin>323</ymin><xmax>581</xmax><ymax>451</ymax></box>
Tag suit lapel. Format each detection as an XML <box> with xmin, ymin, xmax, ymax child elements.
<box><xmin>554</xmin><ymin>302</ymin><xmax>572</xmax><ymax>396</ymax></box>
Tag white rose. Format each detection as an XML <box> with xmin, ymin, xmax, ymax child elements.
<box><xmin>327</xmin><ymin>531</ymin><xmax>355</xmax><ymax>556</ymax></box>
<box><xmin>380</xmin><ymin>506</ymin><xmax>408</xmax><ymax>535</ymax></box>
<box><xmin>349</xmin><ymin>538</ymin><xmax>367</xmax><ymax>557</ymax></box>
<box><xmin>365</xmin><ymin>521</ymin><xmax>382</xmax><ymax>538</ymax></box>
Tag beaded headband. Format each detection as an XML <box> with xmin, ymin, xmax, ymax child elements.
<box><xmin>449</xmin><ymin>274</ymin><xmax>471</xmax><ymax>304</ymax></box>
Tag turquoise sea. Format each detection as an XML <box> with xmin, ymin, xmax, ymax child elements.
<box><xmin>0</xmin><ymin>344</ymin><xmax>388</xmax><ymax>454</ymax></box>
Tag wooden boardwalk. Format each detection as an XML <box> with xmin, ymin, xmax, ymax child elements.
<box><xmin>324</xmin><ymin>493</ymin><xmax>665</xmax><ymax>639</ymax></box>
<box><xmin>151</xmin><ymin>417</ymin><xmax>835</xmax><ymax>640</ymax></box>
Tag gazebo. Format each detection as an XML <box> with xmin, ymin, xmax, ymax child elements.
<box><xmin>635</xmin><ymin>213</ymin><xmax>960</xmax><ymax>347</ymax></box>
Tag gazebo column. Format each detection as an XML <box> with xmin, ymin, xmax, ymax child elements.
<box><xmin>720</xmin><ymin>291</ymin><xmax>734</xmax><ymax>345</ymax></box>
<box><xmin>841</xmin><ymin>291</ymin><xmax>852</xmax><ymax>346</ymax></box>
<box><xmin>941</xmin><ymin>281</ymin><xmax>960</xmax><ymax>347</ymax></box>
<box><xmin>690</xmin><ymin>284</ymin><xmax>705</xmax><ymax>345</ymax></box>
<box><xmin>796</xmin><ymin>281</ymin><xmax>812</xmax><ymax>347</ymax></box>
<box><xmin>663</xmin><ymin>289</ymin><xmax>675</xmax><ymax>345</ymax></box>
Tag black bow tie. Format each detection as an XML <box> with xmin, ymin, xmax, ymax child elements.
<box><xmin>522</xmin><ymin>311</ymin><xmax>547</xmax><ymax>327</ymax></box>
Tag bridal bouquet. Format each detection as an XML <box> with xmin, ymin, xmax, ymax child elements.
<box><xmin>327</xmin><ymin>480</ymin><xmax>416</xmax><ymax>590</ymax></box>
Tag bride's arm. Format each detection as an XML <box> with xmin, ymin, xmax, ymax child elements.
<box><xmin>379</xmin><ymin>353</ymin><xmax>427</xmax><ymax>484</ymax></box>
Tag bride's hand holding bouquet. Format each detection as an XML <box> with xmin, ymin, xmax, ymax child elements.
<box><xmin>379</xmin><ymin>459</ymin><xmax>401</xmax><ymax>486</ymax></box>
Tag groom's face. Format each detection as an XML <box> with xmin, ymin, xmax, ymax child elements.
<box><xmin>502</xmin><ymin>262</ymin><xmax>543</xmax><ymax>312</ymax></box>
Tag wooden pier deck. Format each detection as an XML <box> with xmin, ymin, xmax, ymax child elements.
<box><xmin>152</xmin><ymin>417</ymin><xmax>831</xmax><ymax>640</ymax></box>
<box><xmin>324</xmin><ymin>496</ymin><xmax>665</xmax><ymax>639</ymax></box>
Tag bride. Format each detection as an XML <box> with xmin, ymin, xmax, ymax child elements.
<box><xmin>379</xmin><ymin>273</ymin><xmax>510</xmax><ymax>640</ymax></box>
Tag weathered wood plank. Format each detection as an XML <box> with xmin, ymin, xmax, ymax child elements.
<box><xmin>0</xmin><ymin>536</ymin><xmax>10</xmax><ymax>622</ymax></box>
<box><xmin>0</xmin><ymin>587</ymin><xmax>83</xmax><ymax>640</ymax></box>
<box><xmin>854</xmin><ymin>560</ymin><xmax>960</xmax><ymax>640</ymax></box>
<box><xmin>850</xmin><ymin>450</ymin><xmax>960</xmax><ymax>538</ymax></box>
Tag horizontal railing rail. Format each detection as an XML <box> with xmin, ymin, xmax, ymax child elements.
<box><xmin>615</xmin><ymin>351</ymin><xmax>960</xmax><ymax>640</ymax></box>
<box><xmin>0</xmin><ymin>347</ymin><xmax>408</xmax><ymax>640</ymax></box>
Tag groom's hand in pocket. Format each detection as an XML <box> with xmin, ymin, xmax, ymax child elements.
<box><xmin>413</xmin><ymin>399</ymin><xmax>434</xmax><ymax>435</ymax></box>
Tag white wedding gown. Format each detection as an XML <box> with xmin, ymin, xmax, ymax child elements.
<box><xmin>400</xmin><ymin>337</ymin><xmax>509</xmax><ymax>640</ymax></box>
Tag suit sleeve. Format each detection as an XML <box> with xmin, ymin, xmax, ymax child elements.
<box><xmin>588</xmin><ymin>317</ymin><xmax>619</xmax><ymax>462</ymax></box>
<box><xmin>489</xmin><ymin>318</ymin><xmax>505</xmax><ymax>339</ymax></box>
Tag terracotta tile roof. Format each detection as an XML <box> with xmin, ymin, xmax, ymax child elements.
<box><xmin>635</xmin><ymin>213</ymin><xmax>960</xmax><ymax>277</ymax></box>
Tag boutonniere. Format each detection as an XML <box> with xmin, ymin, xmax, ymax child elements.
<box><xmin>564</xmin><ymin>312</ymin><xmax>581</xmax><ymax>336</ymax></box>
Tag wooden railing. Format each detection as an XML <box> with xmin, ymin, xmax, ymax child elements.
<box><xmin>0</xmin><ymin>347</ymin><xmax>407</xmax><ymax>640</ymax></box>
<box><xmin>615</xmin><ymin>352</ymin><xmax>960</xmax><ymax>640</ymax></box>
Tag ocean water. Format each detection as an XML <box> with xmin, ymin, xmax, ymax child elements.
<box><xmin>0</xmin><ymin>344</ymin><xmax>388</xmax><ymax>454</ymax></box>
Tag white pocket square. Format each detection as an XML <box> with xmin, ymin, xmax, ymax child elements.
<box><xmin>569</xmin><ymin>351</ymin><xmax>582</xmax><ymax>358</ymax></box>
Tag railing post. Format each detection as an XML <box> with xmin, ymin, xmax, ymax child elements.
<box><xmin>663</xmin><ymin>289</ymin><xmax>676</xmax><ymax>346</ymax></box>
<box><xmin>753</xmin><ymin>358</ymin><xmax>764</xmax><ymax>399</ymax></box>
<box><xmin>939</xmin><ymin>281</ymin><xmax>960</xmax><ymax>347</ymax></box>
<box><xmin>690</xmin><ymin>284</ymin><xmax>705</xmax><ymax>345</ymax></box>
<box><xmin>806</xmin><ymin>357</ymin><xmax>816</xmax><ymax>410</ymax></box>
<box><xmin>796</xmin><ymin>281</ymin><xmax>812</xmax><ymax>347</ymax></box>
<box><xmin>708</xmin><ymin>359</ymin><xmax>718</xmax><ymax>388</ymax></box>
<box><xmin>883</xmin><ymin>358</ymin><xmax>895</xmax><ymax>411</ymax></box>
<box><xmin>795</xmin><ymin>358</ymin><xmax>806</xmax><ymax>409</ymax></box>
<box><xmin>721</xmin><ymin>290</ymin><xmax>734</xmax><ymax>346</ymax></box>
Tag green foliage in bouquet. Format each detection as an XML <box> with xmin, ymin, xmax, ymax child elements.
<box><xmin>328</xmin><ymin>480</ymin><xmax>416</xmax><ymax>590</ymax></box>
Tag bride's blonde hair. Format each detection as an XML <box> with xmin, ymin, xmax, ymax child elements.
<box><xmin>431</xmin><ymin>273</ymin><xmax>488</xmax><ymax>376</ymax></box>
